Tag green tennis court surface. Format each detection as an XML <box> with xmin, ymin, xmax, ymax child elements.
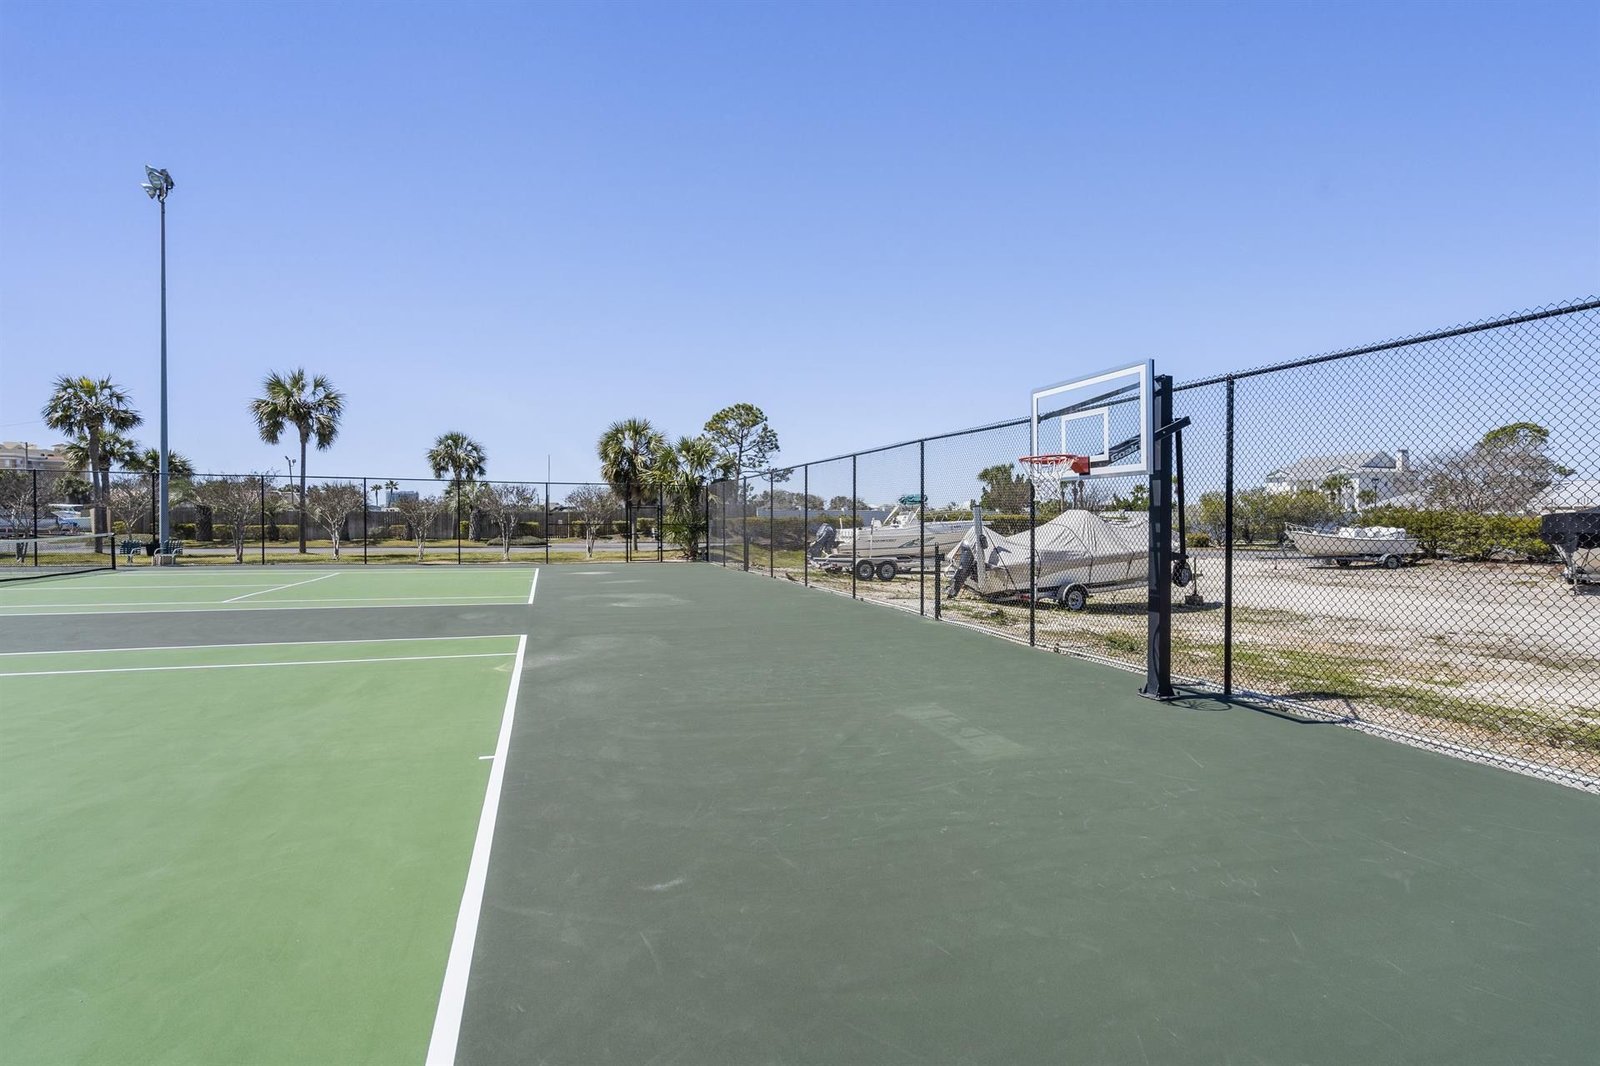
<box><xmin>0</xmin><ymin>566</ymin><xmax>537</xmax><ymax>615</ymax></box>
<box><xmin>2</xmin><ymin>565</ymin><xmax>1595</xmax><ymax>1064</ymax></box>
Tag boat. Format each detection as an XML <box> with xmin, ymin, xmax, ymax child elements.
<box><xmin>944</xmin><ymin>508</ymin><xmax>1155</xmax><ymax>609</ymax></box>
<box><xmin>1539</xmin><ymin>509</ymin><xmax>1599</xmax><ymax>590</ymax></box>
<box><xmin>810</xmin><ymin>496</ymin><xmax>970</xmax><ymax>580</ymax></box>
<box><xmin>1285</xmin><ymin>524</ymin><xmax>1420</xmax><ymax>568</ymax></box>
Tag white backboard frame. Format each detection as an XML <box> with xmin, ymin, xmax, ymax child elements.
<box><xmin>1030</xmin><ymin>360</ymin><xmax>1154</xmax><ymax>479</ymax></box>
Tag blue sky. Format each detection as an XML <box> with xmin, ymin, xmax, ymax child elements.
<box><xmin>2</xmin><ymin>0</ymin><xmax>1595</xmax><ymax>489</ymax></box>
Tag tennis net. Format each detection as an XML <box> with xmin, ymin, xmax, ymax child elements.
<box><xmin>0</xmin><ymin>533</ymin><xmax>117</xmax><ymax>581</ymax></box>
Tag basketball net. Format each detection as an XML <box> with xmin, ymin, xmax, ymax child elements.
<box><xmin>1019</xmin><ymin>454</ymin><xmax>1090</xmax><ymax>499</ymax></box>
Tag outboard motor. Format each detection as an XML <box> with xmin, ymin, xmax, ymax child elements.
<box><xmin>808</xmin><ymin>523</ymin><xmax>838</xmax><ymax>558</ymax></box>
<box><xmin>947</xmin><ymin>544</ymin><xmax>977</xmax><ymax>599</ymax></box>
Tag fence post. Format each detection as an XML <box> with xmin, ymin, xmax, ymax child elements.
<box><xmin>149</xmin><ymin>471</ymin><xmax>158</xmax><ymax>543</ymax></box>
<box><xmin>850</xmin><ymin>455</ymin><xmax>858</xmax><ymax>599</ymax></box>
<box><xmin>934</xmin><ymin>543</ymin><xmax>942</xmax><ymax>619</ymax></box>
<box><xmin>768</xmin><ymin>471</ymin><xmax>776</xmax><ymax>577</ymax></box>
<box><xmin>362</xmin><ymin>477</ymin><xmax>369</xmax><ymax>565</ymax></box>
<box><xmin>1029</xmin><ymin>480</ymin><xmax>1037</xmax><ymax>647</ymax></box>
<box><xmin>721</xmin><ymin>489</ymin><xmax>727</xmax><ymax>566</ymax></box>
<box><xmin>803</xmin><ymin>465</ymin><xmax>810</xmax><ymax>587</ymax></box>
<box><xmin>919</xmin><ymin>440</ymin><xmax>926</xmax><ymax>616</ymax></box>
<box><xmin>658</xmin><ymin>488</ymin><xmax>664</xmax><ymax>562</ymax></box>
<box><xmin>704</xmin><ymin>481</ymin><xmax>711</xmax><ymax>563</ymax></box>
<box><xmin>544</xmin><ymin>483</ymin><xmax>550</xmax><ymax>565</ymax></box>
<box><xmin>1141</xmin><ymin>375</ymin><xmax>1176</xmax><ymax>700</ymax></box>
<box><xmin>259</xmin><ymin>476</ymin><xmax>266</xmax><ymax>564</ymax></box>
<box><xmin>456</xmin><ymin>485</ymin><xmax>463</xmax><ymax>565</ymax></box>
<box><xmin>31</xmin><ymin>469</ymin><xmax>38</xmax><ymax>539</ymax></box>
<box><xmin>1223</xmin><ymin>377</ymin><xmax>1236</xmax><ymax>696</ymax></box>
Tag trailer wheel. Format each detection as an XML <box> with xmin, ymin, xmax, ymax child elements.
<box><xmin>1335</xmin><ymin>559</ymin><xmax>1352</xmax><ymax>567</ymax></box>
<box><xmin>875</xmin><ymin>561</ymin><xmax>898</xmax><ymax>582</ymax></box>
<box><xmin>1173</xmin><ymin>563</ymin><xmax>1193</xmax><ymax>587</ymax></box>
<box><xmin>1060</xmin><ymin>585</ymin><xmax>1089</xmax><ymax>611</ymax></box>
<box><xmin>854</xmin><ymin>560</ymin><xmax>876</xmax><ymax>581</ymax></box>
<box><xmin>1381</xmin><ymin>554</ymin><xmax>1401</xmax><ymax>570</ymax></box>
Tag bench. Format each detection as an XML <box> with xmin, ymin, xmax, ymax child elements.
<box><xmin>154</xmin><ymin>539</ymin><xmax>184</xmax><ymax>564</ymax></box>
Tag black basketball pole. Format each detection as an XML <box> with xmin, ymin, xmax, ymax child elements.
<box><xmin>1141</xmin><ymin>374</ymin><xmax>1177</xmax><ymax>700</ymax></box>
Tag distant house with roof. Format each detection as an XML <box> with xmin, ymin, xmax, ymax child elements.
<box><xmin>1527</xmin><ymin>479</ymin><xmax>1600</xmax><ymax>513</ymax></box>
<box><xmin>1264</xmin><ymin>449</ymin><xmax>1412</xmax><ymax>512</ymax></box>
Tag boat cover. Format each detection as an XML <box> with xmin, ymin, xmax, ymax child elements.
<box><xmin>950</xmin><ymin>509</ymin><xmax>1149</xmax><ymax>594</ymax></box>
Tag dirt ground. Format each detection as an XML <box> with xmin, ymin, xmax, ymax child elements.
<box><xmin>773</xmin><ymin>550</ymin><xmax>1600</xmax><ymax>784</ymax></box>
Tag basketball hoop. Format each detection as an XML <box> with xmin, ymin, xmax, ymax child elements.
<box><xmin>1019</xmin><ymin>453</ymin><xmax>1091</xmax><ymax>497</ymax></box>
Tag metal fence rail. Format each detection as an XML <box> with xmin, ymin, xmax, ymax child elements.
<box><xmin>710</xmin><ymin>298</ymin><xmax>1600</xmax><ymax>790</ymax></box>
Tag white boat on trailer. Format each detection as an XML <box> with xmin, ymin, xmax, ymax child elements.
<box><xmin>810</xmin><ymin>497</ymin><xmax>969</xmax><ymax>581</ymax></box>
<box><xmin>1285</xmin><ymin>524</ymin><xmax>1421</xmax><ymax>569</ymax></box>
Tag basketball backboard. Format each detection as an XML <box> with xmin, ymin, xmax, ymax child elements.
<box><xmin>1029</xmin><ymin>360</ymin><xmax>1154</xmax><ymax>479</ymax></box>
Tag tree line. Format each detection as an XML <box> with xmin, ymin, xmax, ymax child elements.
<box><xmin>592</xmin><ymin>402</ymin><xmax>782</xmax><ymax>562</ymax></box>
<box><xmin>20</xmin><ymin>371</ymin><xmax>790</xmax><ymax>563</ymax></box>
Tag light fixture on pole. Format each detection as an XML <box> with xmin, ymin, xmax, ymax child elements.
<box><xmin>141</xmin><ymin>165</ymin><xmax>175</xmax><ymax>556</ymax></box>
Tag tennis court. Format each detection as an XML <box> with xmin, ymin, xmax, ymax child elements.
<box><xmin>2</xmin><ymin>563</ymin><xmax>1595</xmax><ymax>1064</ymax></box>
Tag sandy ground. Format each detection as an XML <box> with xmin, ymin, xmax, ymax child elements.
<box><xmin>773</xmin><ymin>549</ymin><xmax>1600</xmax><ymax>783</ymax></box>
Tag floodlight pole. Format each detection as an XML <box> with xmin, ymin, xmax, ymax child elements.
<box><xmin>141</xmin><ymin>166</ymin><xmax>175</xmax><ymax>557</ymax></box>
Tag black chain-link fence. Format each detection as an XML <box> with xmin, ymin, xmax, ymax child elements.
<box><xmin>713</xmin><ymin>298</ymin><xmax>1600</xmax><ymax>791</ymax></box>
<box><xmin>0</xmin><ymin>470</ymin><xmax>667</xmax><ymax>566</ymax></box>
<box><xmin>6</xmin><ymin>300</ymin><xmax>1594</xmax><ymax>786</ymax></box>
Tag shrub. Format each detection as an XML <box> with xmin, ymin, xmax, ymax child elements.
<box><xmin>213</xmin><ymin>523</ymin><xmax>234</xmax><ymax>544</ymax></box>
<box><xmin>174</xmin><ymin>522</ymin><xmax>197</xmax><ymax>540</ymax></box>
<box><xmin>1360</xmin><ymin>507</ymin><xmax>1549</xmax><ymax>561</ymax></box>
<box><xmin>514</xmin><ymin>521</ymin><xmax>541</xmax><ymax>538</ymax></box>
<box><xmin>1187</xmin><ymin>532</ymin><xmax>1211</xmax><ymax>548</ymax></box>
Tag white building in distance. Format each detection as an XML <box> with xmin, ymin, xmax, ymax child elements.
<box><xmin>1264</xmin><ymin>449</ymin><xmax>1412</xmax><ymax>511</ymax></box>
<box><xmin>0</xmin><ymin>441</ymin><xmax>73</xmax><ymax>474</ymax></box>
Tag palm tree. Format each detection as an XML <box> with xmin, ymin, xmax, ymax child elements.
<box><xmin>249</xmin><ymin>369</ymin><xmax>345</xmax><ymax>553</ymax></box>
<box><xmin>598</xmin><ymin>418</ymin><xmax>665</xmax><ymax>560</ymax></box>
<box><xmin>78</xmin><ymin>441</ymin><xmax>195</xmax><ymax>540</ymax></box>
<box><xmin>1319</xmin><ymin>473</ymin><xmax>1354</xmax><ymax>509</ymax></box>
<box><xmin>645</xmin><ymin>435</ymin><xmax>719</xmax><ymax>559</ymax></box>
<box><xmin>41</xmin><ymin>375</ymin><xmax>142</xmax><ymax>538</ymax></box>
<box><xmin>122</xmin><ymin>446</ymin><xmax>196</xmax><ymax>479</ymax></box>
<box><xmin>427</xmin><ymin>432</ymin><xmax>488</xmax><ymax>541</ymax></box>
<box><xmin>63</xmin><ymin>430</ymin><xmax>139</xmax><ymax>482</ymax></box>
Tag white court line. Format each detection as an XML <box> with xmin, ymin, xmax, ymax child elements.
<box><xmin>223</xmin><ymin>572</ymin><xmax>341</xmax><ymax>603</ymax></box>
<box><xmin>0</xmin><ymin>651</ymin><xmax>515</xmax><ymax>679</ymax></box>
<box><xmin>427</xmin><ymin>633</ymin><xmax>527</xmax><ymax>1066</ymax></box>
<box><xmin>0</xmin><ymin>595</ymin><xmax>528</xmax><ymax>609</ymax></box>
<box><xmin>0</xmin><ymin>601</ymin><xmax>529</xmax><ymax>619</ymax></box>
<box><xmin>0</xmin><ymin>634</ymin><xmax>521</xmax><ymax>658</ymax></box>
<box><xmin>45</xmin><ymin>583</ymin><xmax>285</xmax><ymax>590</ymax></box>
<box><xmin>526</xmin><ymin>568</ymin><xmax>540</xmax><ymax>605</ymax></box>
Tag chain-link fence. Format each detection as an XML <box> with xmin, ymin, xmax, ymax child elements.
<box><xmin>2</xmin><ymin>471</ymin><xmax>671</xmax><ymax>566</ymax></box>
<box><xmin>716</xmin><ymin>298</ymin><xmax>1600</xmax><ymax>790</ymax></box>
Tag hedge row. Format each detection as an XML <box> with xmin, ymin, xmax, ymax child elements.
<box><xmin>1359</xmin><ymin>507</ymin><xmax>1549</xmax><ymax>561</ymax></box>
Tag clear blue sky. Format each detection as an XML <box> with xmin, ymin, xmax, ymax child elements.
<box><xmin>2</xmin><ymin>0</ymin><xmax>1595</xmax><ymax>487</ymax></box>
